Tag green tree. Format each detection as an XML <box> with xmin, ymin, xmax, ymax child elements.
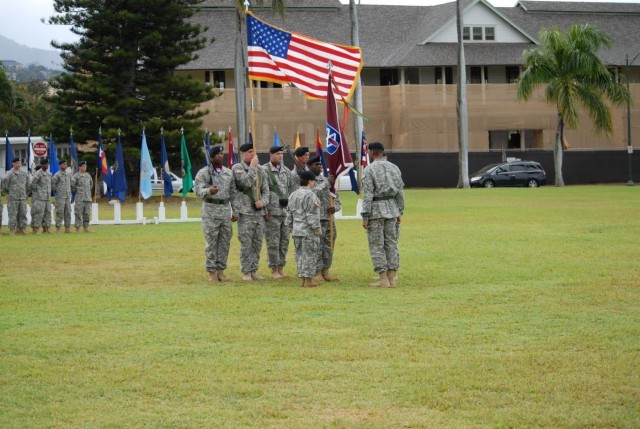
<box><xmin>46</xmin><ymin>0</ymin><xmax>214</xmax><ymax>161</ymax></box>
<box><xmin>517</xmin><ymin>24</ymin><xmax>629</xmax><ymax>186</ymax></box>
<box><xmin>0</xmin><ymin>68</ymin><xmax>51</xmax><ymax>134</ymax></box>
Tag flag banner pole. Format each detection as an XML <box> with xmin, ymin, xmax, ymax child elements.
<box><xmin>329</xmin><ymin>193</ymin><xmax>335</xmax><ymax>251</ymax></box>
<box><xmin>248</xmin><ymin>77</ymin><xmax>260</xmax><ymax>203</ymax></box>
<box><xmin>94</xmin><ymin>168</ymin><xmax>99</xmax><ymax>203</ymax></box>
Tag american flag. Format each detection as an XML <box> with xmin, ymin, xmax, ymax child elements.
<box><xmin>247</xmin><ymin>12</ymin><xmax>363</xmax><ymax>101</ymax></box>
<box><xmin>360</xmin><ymin>130</ymin><xmax>369</xmax><ymax>168</ymax></box>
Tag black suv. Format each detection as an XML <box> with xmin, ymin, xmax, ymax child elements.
<box><xmin>470</xmin><ymin>161</ymin><xmax>546</xmax><ymax>188</ymax></box>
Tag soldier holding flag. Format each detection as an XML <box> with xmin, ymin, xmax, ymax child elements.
<box><xmin>29</xmin><ymin>158</ymin><xmax>52</xmax><ymax>234</ymax></box>
<box><xmin>52</xmin><ymin>159</ymin><xmax>72</xmax><ymax>233</ymax></box>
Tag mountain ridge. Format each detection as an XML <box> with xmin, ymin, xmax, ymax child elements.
<box><xmin>0</xmin><ymin>35</ymin><xmax>63</xmax><ymax>70</ymax></box>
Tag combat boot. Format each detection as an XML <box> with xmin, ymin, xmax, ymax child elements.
<box><xmin>242</xmin><ymin>272</ymin><xmax>253</xmax><ymax>282</ymax></box>
<box><xmin>271</xmin><ymin>267</ymin><xmax>284</xmax><ymax>279</ymax></box>
<box><xmin>322</xmin><ymin>268</ymin><xmax>339</xmax><ymax>282</ymax></box>
<box><xmin>207</xmin><ymin>272</ymin><xmax>219</xmax><ymax>282</ymax></box>
<box><xmin>251</xmin><ymin>272</ymin><xmax>265</xmax><ymax>280</ymax></box>
<box><xmin>44</xmin><ymin>227</ymin><xmax>51</xmax><ymax>234</ymax></box>
<box><xmin>56</xmin><ymin>226</ymin><xmax>62</xmax><ymax>234</ymax></box>
<box><xmin>32</xmin><ymin>227</ymin><xmax>40</xmax><ymax>234</ymax></box>
<box><xmin>313</xmin><ymin>270</ymin><xmax>324</xmax><ymax>283</ymax></box>
<box><xmin>277</xmin><ymin>265</ymin><xmax>289</xmax><ymax>278</ymax></box>
<box><xmin>75</xmin><ymin>226</ymin><xmax>81</xmax><ymax>232</ymax></box>
<box><xmin>9</xmin><ymin>228</ymin><xmax>16</xmax><ymax>235</ymax></box>
<box><xmin>302</xmin><ymin>277</ymin><xmax>318</xmax><ymax>287</ymax></box>
<box><xmin>217</xmin><ymin>270</ymin><xmax>230</xmax><ymax>282</ymax></box>
<box><xmin>65</xmin><ymin>227</ymin><xmax>71</xmax><ymax>233</ymax></box>
<box><xmin>369</xmin><ymin>271</ymin><xmax>390</xmax><ymax>288</ymax></box>
<box><xmin>83</xmin><ymin>226</ymin><xmax>90</xmax><ymax>233</ymax></box>
<box><xmin>387</xmin><ymin>270</ymin><xmax>398</xmax><ymax>288</ymax></box>
<box><xmin>18</xmin><ymin>227</ymin><xmax>26</xmax><ymax>235</ymax></box>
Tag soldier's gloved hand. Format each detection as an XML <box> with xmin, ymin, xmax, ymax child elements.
<box><xmin>328</xmin><ymin>206</ymin><xmax>336</xmax><ymax>214</ymax></box>
<box><xmin>362</xmin><ymin>220</ymin><xmax>370</xmax><ymax>229</ymax></box>
<box><xmin>314</xmin><ymin>228</ymin><xmax>322</xmax><ymax>237</ymax></box>
<box><xmin>396</xmin><ymin>216</ymin><xmax>402</xmax><ymax>225</ymax></box>
<box><xmin>231</xmin><ymin>215</ymin><xmax>238</xmax><ymax>222</ymax></box>
<box><xmin>264</xmin><ymin>213</ymin><xmax>270</xmax><ymax>221</ymax></box>
<box><xmin>250</xmin><ymin>156</ymin><xmax>260</xmax><ymax>168</ymax></box>
<box><xmin>328</xmin><ymin>175</ymin><xmax>336</xmax><ymax>186</ymax></box>
<box><xmin>209</xmin><ymin>185</ymin><xmax>218</xmax><ymax>195</ymax></box>
<box><xmin>254</xmin><ymin>200</ymin><xmax>265</xmax><ymax>209</ymax></box>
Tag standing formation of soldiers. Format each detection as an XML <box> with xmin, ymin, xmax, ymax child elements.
<box><xmin>0</xmin><ymin>158</ymin><xmax>94</xmax><ymax>235</ymax></box>
<box><xmin>196</xmin><ymin>140</ymin><xmax>405</xmax><ymax>288</ymax></box>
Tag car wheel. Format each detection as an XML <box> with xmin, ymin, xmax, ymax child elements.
<box><xmin>483</xmin><ymin>180</ymin><xmax>495</xmax><ymax>188</ymax></box>
<box><xmin>527</xmin><ymin>179</ymin><xmax>539</xmax><ymax>188</ymax></box>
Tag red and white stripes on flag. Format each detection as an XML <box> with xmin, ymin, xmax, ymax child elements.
<box><xmin>246</xmin><ymin>11</ymin><xmax>363</xmax><ymax>101</ymax></box>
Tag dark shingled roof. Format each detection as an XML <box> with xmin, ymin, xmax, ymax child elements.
<box><xmin>180</xmin><ymin>0</ymin><xmax>640</xmax><ymax>70</ymax></box>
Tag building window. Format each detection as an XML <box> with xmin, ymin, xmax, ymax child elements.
<box><xmin>469</xmin><ymin>66</ymin><xmax>488</xmax><ymax>84</ymax></box>
<box><xmin>435</xmin><ymin>67</ymin><xmax>453</xmax><ymax>85</ymax></box>
<box><xmin>463</xmin><ymin>25</ymin><xmax>495</xmax><ymax>42</ymax></box>
<box><xmin>404</xmin><ymin>68</ymin><xmax>419</xmax><ymax>84</ymax></box>
<box><xmin>473</xmin><ymin>27</ymin><xmax>483</xmax><ymax>41</ymax></box>
<box><xmin>506</xmin><ymin>66</ymin><xmax>520</xmax><ymax>83</ymax></box>
<box><xmin>485</xmin><ymin>27</ymin><xmax>495</xmax><ymax>41</ymax></box>
<box><xmin>463</xmin><ymin>27</ymin><xmax>470</xmax><ymax>40</ymax></box>
<box><xmin>380</xmin><ymin>68</ymin><xmax>399</xmax><ymax>86</ymax></box>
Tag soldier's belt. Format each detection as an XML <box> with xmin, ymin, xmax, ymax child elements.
<box><xmin>206</xmin><ymin>198</ymin><xmax>229</xmax><ymax>205</ymax></box>
<box><xmin>373</xmin><ymin>196</ymin><xmax>394</xmax><ymax>201</ymax></box>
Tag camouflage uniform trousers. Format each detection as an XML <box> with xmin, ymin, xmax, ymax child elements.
<box><xmin>237</xmin><ymin>213</ymin><xmax>265</xmax><ymax>274</ymax></box>
<box><xmin>201</xmin><ymin>209</ymin><xmax>233</xmax><ymax>272</ymax></box>
<box><xmin>366</xmin><ymin>217</ymin><xmax>400</xmax><ymax>273</ymax></box>
<box><xmin>264</xmin><ymin>215</ymin><xmax>291</xmax><ymax>269</ymax></box>
<box><xmin>317</xmin><ymin>219</ymin><xmax>336</xmax><ymax>271</ymax></box>
<box><xmin>75</xmin><ymin>201</ymin><xmax>92</xmax><ymax>227</ymax></box>
<box><xmin>7</xmin><ymin>200</ymin><xmax>28</xmax><ymax>229</ymax></box>
<box><xmin>31</xmin><ymin>200</ymin><xmax>52</xmax><ymax>228</ymax></box>
<box><xmin>55</xmin><ymin>198</ymin><xmax>72</xmax><ymax>228</ymax></box>
<box><xmin>293</xmin><ymin>235</ymin><xmax>320</xmax><ymax>278</ymax></box>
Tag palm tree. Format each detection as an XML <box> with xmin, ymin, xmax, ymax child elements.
<box><xmin>517</xmin><ymin>24</ymin><xmax>629</xmax><ymax>186</ymax></box>
<box><xmin>233</xmin><ymin>0</ymin><xmax>285</xmax><ymax>149</ymax></box>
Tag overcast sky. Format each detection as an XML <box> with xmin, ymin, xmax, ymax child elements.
<box><xmin>2</xmin><ymin>0</ymin><xmax>638</xmax><ymax>51</ymax></box>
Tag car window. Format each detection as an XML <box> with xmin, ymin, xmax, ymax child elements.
<box><xmin>526</xmin><ymin>164</ymin><xmax>541</xmax><ymax>171</ymax></box>
<box><xmin>510</xmin><ymin>164</ymin><xmax>525</xmax><ymax>172</ymax></box>
<box><xmin>496</xmin><ymin>165</ymin><xmax>510</xmax><ymax>173</ymax></box>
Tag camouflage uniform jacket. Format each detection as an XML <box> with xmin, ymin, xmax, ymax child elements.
<box><xmin>71</xmin><ymin>172</ymin><xmax>93</xmax><ymax>202</ymax></box>
<box><xmin>231</xmin><ymin>161</ymin><xmax>269</xmax><ymax>216</ymax></box>
<box><xmin>1</xmin><ymin>169</ymin><xmax>29</xmax><ymax>200</ymax></box>
<box><xmin>51</xmin><ymin>170</ymin><xmax>72</xmax><ymax>199</ymax></box>
<box><xmin>312</xmin><ymin>174</ymin><xmax>342</xmax><ymax>221</ymax></box>
<box><xmin>286</xmin><ymin>187</ymin><xmax>321</xmax><ymax>237</ymax></box>
<box><xmin>361</xmin><ymin>159</ymin><xmax>405</xmax><ymax>221</ymax></box>
<box><xmin>194</xmin><ymin>165</ymin><xmax>236</xmax><ymax>219</ymax></box>
<box><xmin>262</xmin><ymin>162</ymin><xmax>296</xmax><ymax>217</ymax></box>
<box><xmin>30</xmin><ymin>168</ymin><xmax>52</xmax><ymax>201</ymax></box>
<box><xmin>290</xmin><ymin>164</ymin><xmax>309</xmax><ymax>189</ymax></box>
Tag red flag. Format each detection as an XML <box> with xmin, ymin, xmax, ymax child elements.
<box><xmin>325</xmin><ymin>72</ymin><xmax>354</xmax><ymax>185</ymax></box>
<box><xmin>246</xmin><ymin>12</ymin><xmax>363</xmax><ymax>101</ymax></box>
<box><xmin>227</xmin><ymin>131</ymin><xmax>237</xmax><ymax>168</ymax></box>
<box><xmin>360</xmin><ymin>130</ymin><xmax>369</xmax><ymax>168</ymax></box>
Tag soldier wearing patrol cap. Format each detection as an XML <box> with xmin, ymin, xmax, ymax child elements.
<box><xmin>1</xmin><ymin>158</ymin><xmax>29</xmax><ymax>235</ymax></box>
<box><xmin>195</xmin><ymin>145</ymin><xmax>237</xmax><ymax>282</ymax></box>
<box><xmin>71</xmin><ymin>160</ymin><xmax>93</xmax><ymax>232</ymax></box>
<box><xmin>308</xmin><ymin>155</ymin><xmax>341</xmax><ymax>282</ymax></box>
<box><xmin>231</xmin><ymin>142</ymin><xmax>269</xmax><ymax>281</ymax></box>
<box><xmin>51</xmin><ymin>159</ymin><xmax>72</xmax><ymax>233</ymax></box>
<box><xmin>290</xmin><ymin>146</ymin><xmax>310</xmax><ymax>187</ymax></box>
<box><xmin>285</xmin><ymin>170</ymin><xmax>322</xmax><ymax>287</ymax></box>
<box><xmin>361</xmin><ymin>142</ymin><xmax>405</xmax><ymax>288</ymax></box>
<box><xmin>30</xmin><ymin>157</ymin><xmax>53</xmax><ymax>234</ymax></box>
<box><xmin>261</xmin><ymin>145</ymin><xmax>296</xmax><ymax>278</ymax></box>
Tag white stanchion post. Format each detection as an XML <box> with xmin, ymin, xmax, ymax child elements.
<box><xmin>91</xmin><ymin>203</ymin><xmax>99</xmax><ymax>224</ymax></box>
<box><xmin>50</xmin><ymin>203</ymin><xmax>55</xmax><ymax>224</ymax></box>
<box><xmin>136</xmin><ymin>202</ymin><xmax>144</xmax><ymax>221</ymax></box>
<box><xmin>1</xmin><ymin>204</ymin><xmax>6</xmax><ymax>226</ymax></box>
<box><xmin>71</xmin><ymin>203</ymin><xmax>76</xmax><ymax>225</ymax></box>
<box><xmin>26</xmin><ymin>204</ymin><xmax>32</xmax><ymax>223</ymax></box>
<box><xmin>180</xmin><ymin>200</ymin><xmax>188</xmax><ymax>220</ymax></box>
<box><xmin>114</xmin><ymin>201</ymin><xmax>122</xmax><ymax>223</ymax></box>
<box><xmin>158</xmin><ymin>201</ymin><xmax>166</xmax><ymax>221</ymax></box>
<box><xmin>356</xmin><ymin>199</ymin><xmax>364</xmax><ymax>218</ymax></box>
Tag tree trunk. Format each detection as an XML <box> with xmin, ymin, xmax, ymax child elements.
<box><xmin>554</xmin><ymin>114</ymin><xmax>565</xmax><ymax>186</ymax></box>
<box><xmin>234</xmin><ymin>10</ymin><xmax>247</xmax><ymax>150</ymax></box>
<box><xmin>456</xmin><ymin>0</ymin><xmax>470</xmax><ymax>188</ymax></box>
<box><xmin>350</xmin><ymin>0</ymin><xmax>364</xmax><ymax>185</ymax></box>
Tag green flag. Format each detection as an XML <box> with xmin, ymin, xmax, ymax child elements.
<box><xmin>180</xmin><ymin>132</ymin><xmax>193</xmax><ymax>197</ymax></box>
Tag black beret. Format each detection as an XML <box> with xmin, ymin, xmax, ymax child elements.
<box><xmin>269</xmin><ymin>145</ymin><xmax>284</xmax><ymax>154</ymax></box>
<box><xmin>294</xmin><ymin>147</ymin><xmax>309</xmax><ymax>157</ymax></box>
<box><xmin>78</xmin><ymin>160</ymin><xmax>87</xmax><ymax>166</ymax></box>
<box><xmin>40</xmin><ymin>158</ymin><xmax>49</xmax><ymax>165</ymax></box>
<box><xmin>299</xmin><ymin>171</ymin><xmax>316</xmax><ymax>181</ymax></box>
<box><xmin>368</xmin><ymin>142</ymin><xmax>384</xmax><ymax>152</ymax></box>
<box><xmin>12</xmin><ymin>157</ymin><xmax>20</xmax><ymax>163</ymax></box>
<box><xmin>239</xmin><ymin>143</ymin><xmax>253</xmax><ymax>152</ymax></box>
<box><xmin>210</xmin><ymin>145</ymin><xmax>224</xmax><ymax>156</ymax></box>
<box><xmin>308</xmin><ymin>155</ymin><xmax>321</xmax><ymax>165</ymax></box>
<box><xmin>59</xmin><ymin>159</ymin><xmax>67</xmax><ymax>165</ymax></box>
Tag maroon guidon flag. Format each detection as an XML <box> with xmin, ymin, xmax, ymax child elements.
<box><xmin>325</xmin><ymin>72</ymin><xmax>355</xmax><ymax>189</ymax></box>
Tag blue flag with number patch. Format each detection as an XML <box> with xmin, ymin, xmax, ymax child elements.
<box><xmin>160</xmin><ymin>133</ymin><xmax>173</xmax><ymax>198</ymax></box>
<box><xmin>112</xmin><ymin>135</ymin><xmax>127</xmax><ymax>202</ymax></box>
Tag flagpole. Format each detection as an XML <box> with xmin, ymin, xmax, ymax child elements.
<box><xmin>160</xmin><ymin>127</ymin><xmax>164</xmax><ymax>204</ymax></box>
<box><xmin>248</xmin><ymin>78</ymin><xmax>260</xmax><ymax>203</ymax></box>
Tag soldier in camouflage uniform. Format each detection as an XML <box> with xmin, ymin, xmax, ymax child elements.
<box><xmin>286</xmin><ymin>170</ymin><xmax>322</xmax><ymax>287</ymax></box>
<box><xmin>232</xmin><ymin>143</ymin><xmax>269</xmax><ymax>281</ymax></box>
<box><xmin>71</xmin><ymin>161</ymin><xmax>93</xmax><ymax>232</ymax></box>
<box><xmin>1</xmin><ymin>158</ymin><xmax>30</xmax><ymax>235</ymax></box>
<box><xmin>51</xmin><ymin>159</ymin><xmax>72</xmax><ymax>233</ymax></box>
<box><xmin>290</xmin><ymin>146</ymin><xmax>310</xmax><ymax>187</ymax></box>
<box><xmin>262</xmin><ymin>145</ymin><xmax>296</xmax><ymax>279</ymax></box>
<box><xmin>308</xmin><ymin>156</ymin><xmax>342</xmax><ymax>282</ymax></box>
<box><xmin>30</xmin><ymin>158</ymin><xmax>53</xmax><ymax>234</ymax></box>
<box><xmin>361</xmin><ymin>142</ymin><xmax>405</xmax><ymax>288</ymax></box>
<box><xmin>195</xmin><ymin>145</ymin><xmax>237</xmax><ymax>283</ymax></box>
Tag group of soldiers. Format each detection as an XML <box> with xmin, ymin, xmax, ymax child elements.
<box><xmin>0</xmin><ymin>157</ymin><xmax>94</xmax><ymax>235</ymax></box>
<box><xmin>194</xmin><ymin>141</ymin><xmax>404</xmax><ymax>288</ymax></box>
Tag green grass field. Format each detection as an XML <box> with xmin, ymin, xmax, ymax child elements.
<box><xmin>1</xmin><ymin>186</ymin><xmax>639</xmax><ymax>428</ymax></box>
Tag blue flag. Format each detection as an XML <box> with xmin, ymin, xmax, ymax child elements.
<box><xmin>273</xmin><ymin>129</ymin><xmax>281</xmax><ymax>147</ymax></box>
<box><xmin>5</xmin><ymin>134</ymin><xmax>14</xmax><ymax>172</ymax></box>
<box><xmin>112</xmin><ymin>135</ymin><xmax>128</xmax><ymax>202</ymax></box>
<box><xmin>48</xmin><ymin>135</ymin><xmax>60</xmax><ymax>178</ymax></box>
<box><xmin>98</xmin><ymin>133</ymin><xmax>112</xmax><ymax>198</ymax></box>
<box><xmin>139</xmin><ymin>131</ymin><xmax>154</xmax><ymax>200</ymax></box>
<box><xmin>160</xmin><ymin>133</ymin><xmax>173</xmax><ymax>198</ymax></box>
<box><xmin>203</xmin><ymin>131</ymin><xmax>212</xmax><ymax>165</ymax></box>
<box><xmin>69</xmin><ymin>133</ymin><xmax>79</xmax><ymax>172</ymax></box>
